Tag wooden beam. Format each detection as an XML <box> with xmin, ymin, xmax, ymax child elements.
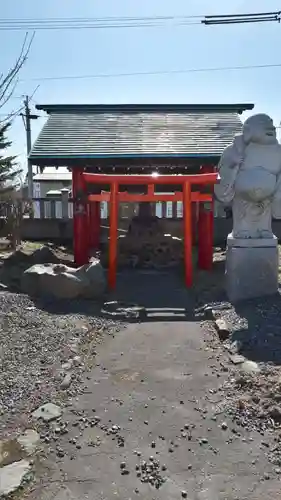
<box><xmin>88</xmin><ymin>192</ymin><xmax>212</xmax><ymax>203</ymax></box>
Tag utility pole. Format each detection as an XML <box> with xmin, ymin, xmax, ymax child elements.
<box><xmin>21</xmin><ymin>96</ymin><xmax>38</xmax><ymax>198</ymax></box>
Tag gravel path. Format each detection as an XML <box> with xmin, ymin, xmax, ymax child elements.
<box><xmin>2</xmin><ymin>246</ymin><xmax>281</xmax><ymax>497</ymax></box>
<box><xmin>0</xmin><ymin>291</ymin><xmax>124</xmax><ymax>438</ymax></box>
<box><xmin>25</xmin><ymin>319</ymin><xmax>281</xmax><ymax>499</ymax></box>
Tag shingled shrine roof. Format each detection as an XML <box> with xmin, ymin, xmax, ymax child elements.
<box><xmin>29</xmin><ymin>103</ymin><xmax>254</xmax><ymax>166</ymax></box>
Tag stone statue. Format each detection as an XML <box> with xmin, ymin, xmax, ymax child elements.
<box><xmin>215</xmin><ymin>113</ymin><xmax>281</xmax><ymax>238</ymax></box>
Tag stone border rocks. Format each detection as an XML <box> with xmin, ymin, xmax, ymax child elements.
<box><xmin>101</xmin><ymin>301</ymin><xmax>145</xmax><ymax>321</ymax></box>
<box><xmin>201</xmin><ymin>299</ymin><xmax>281</xmax><ymax>471</ymax></box>
<box><xmin>0</xmin><ymin>428</ymin><xmax>41</xmax><ymax>497</ymax></box>
<box><xmin>0</xmin><ymin>459</ymin><xmax>32</xmax><ymax>497</ymax></box>
<box><xmin>214</xmin><ymin>318</ymin><xmax>231</xmax><ymax>341</ymax></box>
<box><xmin>204</xmin><ymin>304</ymin><xmax>261</xmax><ymax>373</ymax></box>
<box><xmin>0</xmin><ymin>403</ymin><xmax>64</xmax><ymax>497</ymax></box>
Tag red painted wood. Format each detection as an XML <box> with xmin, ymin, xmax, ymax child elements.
<box><xmin>183</xmin><ymin>182</ymin><xmax>193</xmax><ymax>287</ymax></box>
<box><xmin>84</xmin><ymin>172</ymin><xmax>217</xmax><ymax>185</ymax></box>
<box><xmin>82</xmin><ymin>170</ymin><xmax>217</xmax><ymax>289</ymax></box>
<box><xmin>108</xmin><ymin>183</ymin><xmax>118</xmax><ymax>289</ymax></box>
<box><xmin>88</xmin><ymin>202</ymin><xmax>101</xmax><ymax>249</ymax></box>
<box><xmin>88</xmin><ymin>192</ymin><xmax>212</xmax><ymax>203</ymax></box>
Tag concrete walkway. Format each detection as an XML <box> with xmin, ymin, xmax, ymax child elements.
<box><xmin>29</xmin><ymin>272</ymin><xmax>280</xmax><ymax>499</ymax></box>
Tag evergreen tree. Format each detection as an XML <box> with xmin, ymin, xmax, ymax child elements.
<box><xmin>0</xmin><ymin>122</ymin><xmax>22</xmax><ymax>197</ymax></box>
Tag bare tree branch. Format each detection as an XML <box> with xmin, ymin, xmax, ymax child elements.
<box><xmin>0</xmin><ymin>106</ymin><xmax>24</xmax><ymax>126</ymax></box>
<box><xmin>0</xmin><ymin>33</ymin><xmax>31</xmax><ymax>100</ymax></box>
<box><xmin>0</xmin><ymin>32</ymin><xmax>35</xmax><ymax>112</ymax></box>
<box><xmin>0</xmin><ymin>79</ymin><xmax>19</xmax><ymax>109</ymax></box>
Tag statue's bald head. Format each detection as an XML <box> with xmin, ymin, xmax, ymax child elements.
<box><xmin>243</xmin><ymin>113</ymin><xmax>277</xmax><ymax>145</ymax></box>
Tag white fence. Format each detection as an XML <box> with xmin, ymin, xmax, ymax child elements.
<box><xmin>30</xmin><ymin>195</ymin><xmax>225</xmax><ymax>220</ymax></box>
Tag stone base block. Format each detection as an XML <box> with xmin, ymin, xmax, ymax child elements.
<box><xmin>225</xmin><ymin>236</ymin><xmax>279</xmax><ymax>302</ymax></box>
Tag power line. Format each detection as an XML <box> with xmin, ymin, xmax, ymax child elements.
<box><xmin>0</xmin><ymin>14</ymin><xmax>203</xmax><ymax>22</ymax></box>
<box><xmin>203</xmin><ymin>10</ymin><xmax>280</xmax><ymax>25</ymax></box>
<box><xmin>0</xmin><ymin>20</ymin><xmax>200</xmax><ymax>31</ymax></box>
<box><xmin>206</xmin><ymin>10</ymin><xmax>281</xmax><ymax>18</ymax></box>
<box><xmin>19</xmin><ymin>62</ymin><xmax>281</xmax><ymax>83</ymax></box>
<box><xmin>203</xmin><ymin>17</ymin><xmax>279</xmax><ymax>25</ymax></box>
<box><xmin>0</xmin><ymin>105</ymin><xmax>24</xmax><ymax>123</ymax></box>
<box><xmin>0</xmin><ymin>10</ymin><xmax>280</xmax><ymax>30</ymax></box>
<box><xmin>0</xmin><ymin>14</ymin><xmax>202</xmax><ymax>31</ymax></box>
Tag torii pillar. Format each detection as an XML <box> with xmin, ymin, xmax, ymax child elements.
<box><xmin>198</xmin><ymin>164</ymin><xmax>215</xmax><ymax>270</ymax></box>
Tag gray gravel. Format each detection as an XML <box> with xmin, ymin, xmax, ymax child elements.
<box><xmin>197</xmin><ymin>249</ymin><xmax>281</xmax><ymax>469</ymax></box>
<box><xmin>218</xmin><ymin>294</ymin><xmax>281</xmax><ymax>365</ymax></box>
<box><xmin>0</xmin><ymin>291</ymin><xmax>124</xmax><ymax>437</ymax></box>
<box><xmin>200</xmin><ymin>250</ymin><xmax>281</xmax><ymax>367</ymax></box>
<box><xmin>201</xmin><ymin>279</ymin><xmax>281</xmax><ymax>468</ymax></box>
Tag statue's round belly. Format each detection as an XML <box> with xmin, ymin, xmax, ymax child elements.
<box><xmin>235</xmin><ymin>168</ymin><xmax>276</xmax><ymax>202</ymax></box>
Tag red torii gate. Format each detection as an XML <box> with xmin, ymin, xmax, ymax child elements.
<box><xmin>72</xmin><ymin>169</ymin><xmax>218</xmax><ymax>289</ymax></box>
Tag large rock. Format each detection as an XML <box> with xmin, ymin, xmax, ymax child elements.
<box><xmin>3</xmin><ymin>245</ymin><xmax>60</xmax><ymax>267</ymax></box>
<box><xmin>0</xmin><ymin>459</ymin><xmax>31</xmax><ymax>497</ymax></box>
<box><xmin>0</xmin><ymin>245</ymin><xmax>62</xmax><ymax>291</ymax></box>
<box><xmin>106</xmin><ymin>232</ymin><xmax>196</xmax><ymax>269</ymax></box>
<box><xmin>29</xmin><ymin>245</ymin><xmax>61</xmax><ymax>264</ymax></box>
<box><xmin>32</xmin><ymin>402</ymin><xmax>62</xmax><ymax>422</ymax></box>
<box><xmin>21</xmin><ymin>259</ymin><xmax>106</xmax><ymax>299</ymax></box>
<box><xmin>17</xmin><ymin>430</ymin><xmax>40</xmax><ymax>455</ymax></box>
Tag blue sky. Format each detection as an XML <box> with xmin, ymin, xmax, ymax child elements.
<box><xmin>1</xmin><ymin>0</ymin><xmax>281</xmax><ymax>172</ymax></box>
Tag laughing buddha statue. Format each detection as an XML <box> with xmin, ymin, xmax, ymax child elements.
<box><xmin>215</xmin><ymin>113</ymin><xmax>281</xmax><ymax>239</ymax></box>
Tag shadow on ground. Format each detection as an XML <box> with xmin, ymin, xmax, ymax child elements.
<box><xmin>31</xmin><ymin>264</ymin><xmax>225</xmax><ymax>324</ymax></box>
<box><xmin>229</xmin><ymin>293</ymin><xmax>281</xmax><ymax>366</ymax></box>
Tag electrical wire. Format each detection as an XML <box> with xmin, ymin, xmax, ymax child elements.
<box><xmin>0</xmin><ymin>105</ymin><xmax>24</xmax><ymax>124</ymax></box>
<box><xmin>203</xmin><ymin>10</ymin><xmax>281</xmax><ymax>25</ymax></box>
<box><xmin>203</xmin><ymin>17</ymin><xmax>279</xmax><ymax>25</ymax></box>
<box><xmin>0</xmin><ymin>14</ymin><xmax>202</xmax><ymax>31</ymax></box>
<box><xmin>19</xmin><ymin>62</ymin><xmax>281</xmax><ymax>83</ymax></box>
<box><xmin>0</xmin><ymin>11</ymin><xmax>280</xmax><ymax>30</ymax></box>
<box><xmin>0</xmin><ymin>21</ymin><xmax>200</xmax><ymax>31</ymax></box>
<box><xmin>205</xmin><ymin>10</ymin><xmax>281</xmax><ymax>19</ymax></box>
<box><xmin>0</xmin><ymin>14</ymin><xmax>203</xmax><ymax>22</ymax></box>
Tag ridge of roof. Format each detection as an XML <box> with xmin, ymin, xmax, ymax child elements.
<box><xmin>35</xmin><ymin>103</ymin><xmax>254</xmax><ymax>115</ymax></box>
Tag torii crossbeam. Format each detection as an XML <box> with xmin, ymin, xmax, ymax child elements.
<box><xmin>72</xmin><ymin>170</ymin><xmax>218</xmax><ymax>289</ymax></box>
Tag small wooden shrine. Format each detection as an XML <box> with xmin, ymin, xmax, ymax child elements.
<box><xmin>29</xmin><ymin>103</ymin><xmax>254</xmax><ymax>288</ymax></box>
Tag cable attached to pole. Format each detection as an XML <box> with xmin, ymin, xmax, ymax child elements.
<box><xmin>202</xmin><ymin>11</ymin><xmax>281</xmax><ymax>25</ymax></box>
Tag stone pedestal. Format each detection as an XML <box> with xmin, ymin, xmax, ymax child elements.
<box><xmin>225</xmin><ymin>234</ymin><xmax>279</xmax><ymax>302</ymax></box>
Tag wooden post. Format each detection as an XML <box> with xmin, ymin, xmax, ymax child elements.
<box><xmin>198</xmin><ymin>203</ymin><xmax>213</xmax><ymax>270</ymax></box>
<box><xmin>88</xmin><ymin>201</ymin><xmax>101</xmax><ymax>249</ymax></box>
<box><xmin>183</xmin><ymin>181</ymin><xmax>193</xmax><ymax>287</ymax></box>
<box><xmin>72</xmin><ymin>168</ymin><xmax>88</xmax><ymax>266</ymax></box>
<box><xmin>192</xmin><ymin>201</ymin><xmax>198</xmax><ymax>241</ymax></box>
<box><xmin>92</xmin><ymin>201</ymin><xmax>101</xmax><ymax>248</ymax></box>
<box><xmin>108</xmin><ymin>182</ymin><xmax>118</xmax><ymax>289</ymax></box>
<box><xmin>198</xmin><ymin>165</ymin><xmax>214</xmax><ymax>270</ymax></box>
